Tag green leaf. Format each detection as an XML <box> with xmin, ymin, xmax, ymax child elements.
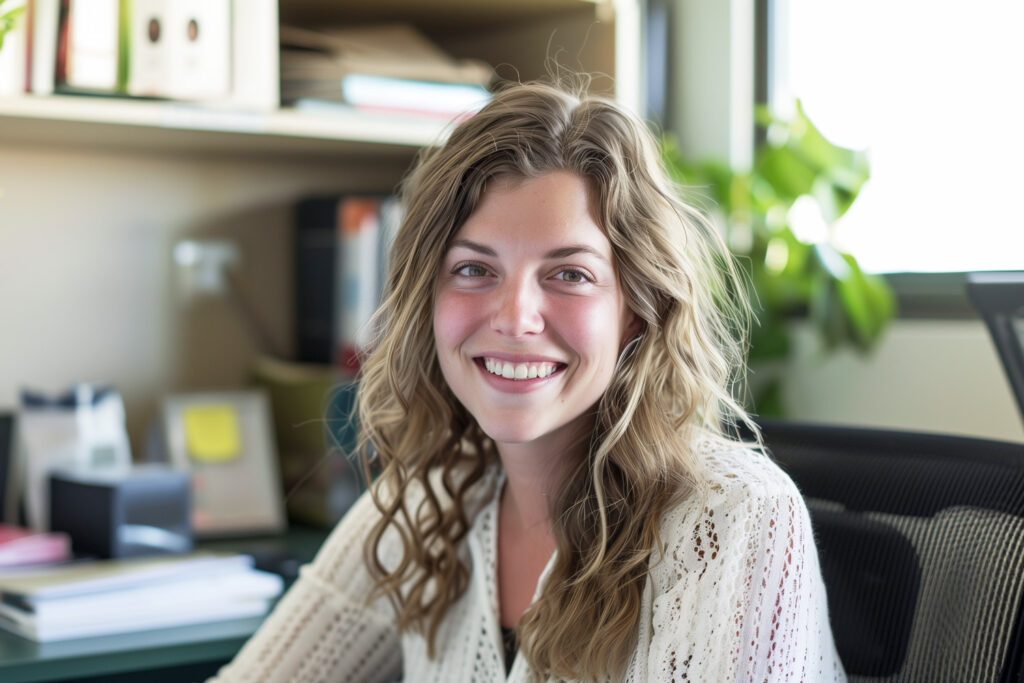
<box><xmin>864</xmin><ymin>272</ymin><xmax>898</xmax><ymax>327</ymax></box>
<box><xmin>755</xmin><ymin>145</ymin><xmax>817</xmax><ymax>202</ymax></box>
<box><xmin>749</xmin><ymin>314</ymin><xmax>791</xmax><ymax>361</ymax></box>
<box><xmin>0</xmin><ymin>5</ymin><xmax>24</xmax><ymax>27</ymax></box>
<box><xmin>0</xmin><ymin>4</ymin><xmax>23</xmax><ymax>51</ymax></box>
<box><xmin>754</xmin><ymin>100</ymin><xmax>870</xmax><ymax>219</ymax></box>
<box><xmin>753</xmin><ymin>378</ymin><xmax>786</xmax><ymax>417</ymax></box>
<box><xmin>835</xmin><ymin>262</ymin><xmax>876</xmax><ymax>349</ymax></box>
<box><xmin>810</xmin><ymin>247</ymin><xmax>894</xmax><ymax>351</ymax></box>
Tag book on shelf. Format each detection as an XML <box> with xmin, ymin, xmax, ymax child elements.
<box><xmin>342</xmin><ymin>74</ymin><xmax>491</xmax><ymax>120</ymax></box>
<box><xmin>28</xmin><ymin>0</ymin><xmax>60</xmax><ymax>95</ymax></box>
<box><xmin>294</xmin><ymin>194</ymin><xmax>402</xmax><ymax>371</ymax></box>
<box><xmin>125</xmin><ymin>0</ymin><xmax>231</xmax><ymax>101</ymax></box>
<box><xmin>279</xmin><ymin>23</ymin><xmax>493</xmax><ymax>86</ymax></box>
<box><xmin>280</xmin><ymin>23</ymin><xmax>493</xmax><ymax>120</ymax></box>
<box><xmin>14</xmin><ymin>0</ymin><xmax>276</xmax><ymax>108</ymax></box>
<box><xmin>54</xmin><ymin>0</ymin><xmax>123</xmax><ymax>94</ymax></box>
<box><xmin>0</xmin><ymin>552</ymin><xmax>282</xmax><ymax>641</ymax></box>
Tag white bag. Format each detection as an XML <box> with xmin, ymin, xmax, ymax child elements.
<box><xmin>16</xmin><ymin>385</ymin><xmax>132</xmax><ymax>531</ymax></box>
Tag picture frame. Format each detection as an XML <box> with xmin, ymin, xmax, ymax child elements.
<box><xmin>162</xmin><ymin>390</ymin><xmax>286</xmax><ymax>538</ymax></box>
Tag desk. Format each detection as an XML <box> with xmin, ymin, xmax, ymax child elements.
<box><xmin>0</xmin><ymin>525</ymin><xmax>329</xmax><ymax>683</ymax></box>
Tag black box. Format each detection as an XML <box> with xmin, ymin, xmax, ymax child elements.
<box><xmin>50</xmin><ymin>465</ymin><xmax>192</xmax><ymax>558</ymax></box>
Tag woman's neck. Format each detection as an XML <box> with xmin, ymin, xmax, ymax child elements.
<box><xmin>499</xmin><ymin>447</ymin><xmax>561</xmax><ymax>534</ymax></box>
<box><xmin>495</xmin><ymin>426</ymin><xmax>587</xmax><ymax>535</ymax></box>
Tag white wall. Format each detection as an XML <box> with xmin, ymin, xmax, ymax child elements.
<box><xmin>672</xmin><ymin>0</ymin><xmax>754</xmax><ymax>168</ymax></box>
<box><xmin>784</xmin><ymin>320</ymin><xmax>1024</xmax><ymax>443</ymax></box>
<box><xmin>0</xmin><ymin>140</ymin><xmax>407</xmax><ymax>451</ymax></box>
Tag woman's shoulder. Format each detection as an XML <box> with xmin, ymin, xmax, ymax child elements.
<box><xmin>701</xmin><ymin>438</ymin><xmax>800</xmax><ymax>498</ymax></box>
<box><xmin>648</xmin><ymin>439</ymin><xmax>813</xmax><ymax>597</ymax></box>
<box><xmin>657</xmin><ymin>438</ymin><xmax>804</xmax><ymax>541</ymax></box>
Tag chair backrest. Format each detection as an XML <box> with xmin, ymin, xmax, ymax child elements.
<box><xmin>759</xmin><ymin>418</ymin><xmax>1024</xmax><ymax>683</ymax></box>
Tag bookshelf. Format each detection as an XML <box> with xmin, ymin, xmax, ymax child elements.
<box><xmin>0</xmin><ymin>94</ymin><xmax>452</xmax><ymax>158</ymax></box>
<box><xmin>0</xmin><ymin>0</ymin><xmax>638</xmax><ymax>450</ymax></box>
<box><xmin>0</xmin><ymin>0</ymin><xmax>637</xmax><ymax>157</ymax></box>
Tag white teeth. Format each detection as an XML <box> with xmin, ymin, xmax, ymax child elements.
<box><xmin>482</xmin><ymin>358</ymin><xmax>559</xmax><ymax>381</ymax></box>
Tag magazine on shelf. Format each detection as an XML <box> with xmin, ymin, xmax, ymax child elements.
<box><xmin>280</xmin><ymin>23</ymin><xmax>493</xmax><ymax>118</ymax></box>
<box><xmin>279</xmin><ymin>23</ymin><xmax>493</xmax><ymax>85</ymax></box>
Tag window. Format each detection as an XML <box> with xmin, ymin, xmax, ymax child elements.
<box><xmin>770</xmin><ymin>0</ymin><xmax>1024</xmax><ymax>274</ymax></box>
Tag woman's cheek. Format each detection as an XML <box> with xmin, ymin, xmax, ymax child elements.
<box><xmin>558</xmin><ymin>297</ymin><xmax>625</xmax><ymax>370</ymax></box>
<box><xmin>434</xmin><ymin>289</ymin><xmax>480</xmax><ymax>351</ymax></box>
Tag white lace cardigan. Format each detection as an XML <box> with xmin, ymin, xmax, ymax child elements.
<box><xmin>209</xmin><ymin>444</ymin><xmax>846</xmax><ymax>682</ymax></box>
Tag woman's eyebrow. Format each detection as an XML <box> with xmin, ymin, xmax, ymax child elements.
<box><xmin>544</xmin><ymin>245</ymin><xmax>610</xmax><ymax>263</ymax></box>
<box><xmin>449</xmin><ymin>239</ymin><xmax>496</xmax><ymax>256</ymax></box>
<box><xmin>449</xmin><ymin>239</ymin><xmax>609</xmax><ymax>263</ymax></box>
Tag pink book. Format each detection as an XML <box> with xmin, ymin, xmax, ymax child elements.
<box><xmin>0</xmin><ymin>525</ymin><xmax>72</xmax><ymax>568</ymax></box>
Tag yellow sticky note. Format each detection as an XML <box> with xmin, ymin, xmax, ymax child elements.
<box><xmin>183</xmin><ymin>404</ymin><xmax>241</xmax><ymax>463</ymax></box>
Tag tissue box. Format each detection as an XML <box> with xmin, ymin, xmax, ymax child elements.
<box><xmin>49</xmin><ymin>465</ymin><xmax>192</xmax><ymax>559</ymax></box>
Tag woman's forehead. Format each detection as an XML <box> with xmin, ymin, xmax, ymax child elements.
<box><xmin>451</xmin><ymin>171</ymin><xmax>612</xmax><ymax>257</ymax></box>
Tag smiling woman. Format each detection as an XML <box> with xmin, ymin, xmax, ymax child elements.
<box><xmin>434</xmin><ymin>171</ymin><xmax>638</xmax><ymax>451</ymax></box>
<box><xmin>209</xmin><ymin>79</ymin><xmax>846</xmax><ymax>682</ymax></box>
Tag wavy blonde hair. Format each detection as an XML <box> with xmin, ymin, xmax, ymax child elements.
<box><xmin>356</xmin><ymin>78</ymin><xmax>756</xmax><ymax>680</ymax></box>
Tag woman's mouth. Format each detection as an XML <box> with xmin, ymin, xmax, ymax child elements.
<box><xmin>476</xmin><ymin>357</ymin><xmax>567</xmax><ymax>381</ymax></box>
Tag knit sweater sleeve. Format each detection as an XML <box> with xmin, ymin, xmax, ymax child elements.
<box><xmin>207</xmin><ymin>489</ymin><xmax>402</xmax><ymax>683</ymax></box>
<box><xmin>645</xmin><ymin>449</ymin><xmax>845</xmax><ymax>682</ymax></box>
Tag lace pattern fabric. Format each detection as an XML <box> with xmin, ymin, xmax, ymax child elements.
<box><xmin>208</xmin><ymin>445</ymin><xmax>846</xmax><ymax>682</ymax></box>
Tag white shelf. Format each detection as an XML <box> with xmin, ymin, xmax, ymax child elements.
<box><xmin>280</xmin><ymin>0</ymin><xmax>596</xmax><ymax>31</ymax></box>
<box><xmin>0</xmin><ymin>95</ymin><xmax>452</xmax><ymax>158</ymax></box>
<box><xmin>0</xmin><ymin>0</ymin><xmax>629</xmax><ymax>159</ymax></box>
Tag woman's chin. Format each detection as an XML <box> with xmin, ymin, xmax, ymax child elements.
<box><xmin>478</xmin><ymin>422</ymin><xmax>547</xmax><ymax>447</ymax></box>
<box><xmin>473</xmin><ymin>411</ymin><xmax>591</xmax><ymax>455</ymax></box>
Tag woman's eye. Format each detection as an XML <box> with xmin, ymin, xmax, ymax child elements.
<box><xmin>454</xmin><ymin>263</ymin><xmax>489</xmax><ymax>277</ymax></box>
<box><xmin>554</xmin><ymin>268</ymin><xmax>591</xmax><ymax>284</ymax></box>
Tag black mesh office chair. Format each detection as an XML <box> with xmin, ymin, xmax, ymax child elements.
<box><xmin>759</xmin><ymin>418</ymin><xmax>1024</xmax><ymax>682</ymax></box>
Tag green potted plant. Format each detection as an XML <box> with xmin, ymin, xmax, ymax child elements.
<box><xmin>662</xmin><ymin>102</ymin><xmax>896</xmax><ymax>415</ymax></box>
<box><xmin>0</xmin><ymin>0</ymin><xmax>23</xmax><ymax>50</ymax></box>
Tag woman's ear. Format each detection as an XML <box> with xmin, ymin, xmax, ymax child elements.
<box><xmin>620</xmin><ymin>308</ymin><xmax>643</xmax><ymax>349</ymax></box>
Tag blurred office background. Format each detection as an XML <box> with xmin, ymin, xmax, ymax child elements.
<box><xmin>0</xmin><ymin>0</ymin><xmax>1021</xmax><ymax>460</ymax></box>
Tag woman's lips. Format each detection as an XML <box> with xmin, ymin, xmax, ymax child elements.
<box><xmin>480</xmin><ymin>357</ymin><xmax>566</xmax><ymax>380</ymax></box>
<box><xmin>473</xmin><ymin>357</ymin><xmax>567</xmax><ymax>390</ymax></box>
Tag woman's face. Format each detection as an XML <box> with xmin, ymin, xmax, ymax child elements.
<box><xmin>433</xmin><ymin>171</ymin><xmax>639</xmax><ymax>454</ymax></box>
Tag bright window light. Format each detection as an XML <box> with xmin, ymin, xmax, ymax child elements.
<box><xmin>776</xmin><ymin>0</ymin><xmax>1024</xmax><ymax>273</ymax></box>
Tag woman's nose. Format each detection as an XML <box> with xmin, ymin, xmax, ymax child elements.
<box><xmin>490</xmin><ymin>278</ymin><xmax>544</xmax><ymax>337</ymax></box>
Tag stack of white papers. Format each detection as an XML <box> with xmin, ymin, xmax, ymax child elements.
<box><xmin>0</xmin><ymin>553</ymin><xmax>282</xmax><ymax>642</ymax></box>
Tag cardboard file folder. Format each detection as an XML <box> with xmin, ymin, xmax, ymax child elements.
<box><xmin>127</xmin><ymin>0</ymin><xmax>230</xmax><ymax>101</ymax></box>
